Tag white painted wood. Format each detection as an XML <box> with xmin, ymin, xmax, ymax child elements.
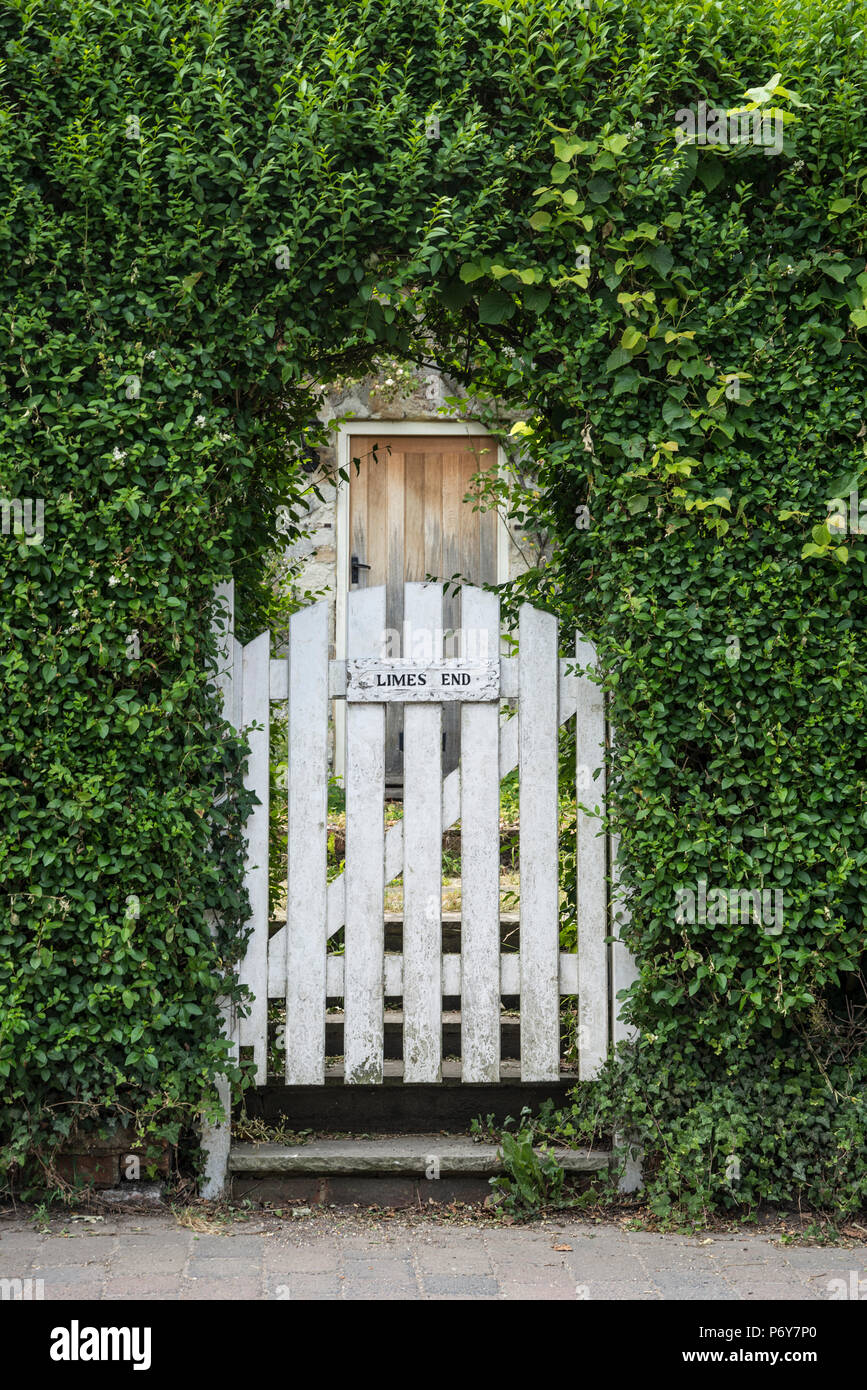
<box><xmin>311</xmin><ymin>662</ymin><xmax>580</xmax><ymax>944</ymax></box>
<box><xmin>270</xmin><ymin>948</ymin><xmax>579</xmax><ymax>998</ymax></box>
<box><xmin>343</xmin><ymin>585</ymin><xmax>387</xmax><ymax>1083</ymax></box>
<box><xmin>285</xmin><ymin>604</ymin><xmax>329</xmax><ymax>1084</ymax></box>
<box><xmin>460</xmin><ymin>587</ymin><xmax>501</xmax><ymax>1082</ymax></box>
<box><xmin>402</xmin><ymin>583</ymin><xmax>443</xmax><ymax>1082</ymax></box>
<box><xmin>334</xmin><ymin>460</ymin><xmax>349</xmax><ymax>787</ymax></box>
<box><xmin>231</xmin><ymin>638</ymin><xmax>243</xmax><ymax>732</ymax></box>
<box><xmin>326</xmin><ymin>954</ymin><xmax>344</xmax><ymax>996</ymax></box>
<box><xmin>518</xmin><ymin>604</ymin><xmax>560</xmax><ymax>1082</ymax></box>
<box><xmin>346</xmin><ymin>657</ymin><xmax>499</xmax><ymax>702</ymax></box>
<box><xmin>559</xmin><ymin>952</ymin><xmax>578</xmax><ymax>995</ymax></box>
<box><xmin>500</xmin><ymin>657</ymin><xmax>518</xmax><ymax>699</ymax></box>
<box><xmin>270</xmin><ymin>658</ymin><xmax>287</xmax><ymax>701</ymax></box>
<box><xmin>238</xmin><ymin>631</ymin><xmax>270</xmax><ymax>1083</ymax></box>
<box><xmin>272</xmin><ymin>655</ymin><xmax>513</xmax><ymax>703</ymax></box>
<box><xmin>575</xmin><ymin>637</ymin><xmax>608</xmax><ymax>1080</ymax></box>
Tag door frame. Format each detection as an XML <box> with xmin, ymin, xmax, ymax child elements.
<box><xmin>333</xmin><ymin>420</ymin><xmax>511</xmax><ymax>781</ymax></box>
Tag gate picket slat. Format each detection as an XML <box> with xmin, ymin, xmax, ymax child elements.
<box><xmin>575</xmin><ymin>636</ymin><xmax>608</xmax><ymax>1080</ymax></box>
<box><xmin>239</xmin><ymin>630</ymin><xmax>270</xmax><ymax>1083</ymax></box>
<box><xmin>402</xmin><ymin>582</ymin><xmax>443</xmax><ymax>1082</ymax></box>
<box><xmin>518</xmin><ymin>604</ymin><xmax>561</xmax><ymax>1082</ymax></box>
<box><xmin>313</xmin><ymin>662</ymin><xmax>580</xmax><ymax>944</ymax></box>
<box><xmin>344</xmin><ymin>586</ymin><xmax>387</xmax><ymax>1083</ymax></box>
<box><xmin>460</xmin><ymin>586</ymin><xmax>501</xmax><ymax>1082</ymax></box>
<box><xmin>285</xmin><ymin>603</ymin><xmax>329</xmax><ymax>1084</ymax></box>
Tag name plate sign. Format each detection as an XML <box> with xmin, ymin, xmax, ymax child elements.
<box><xmin>345</xmin><ymin>659</ymin><xmax>500</xmax><ymax>703</ymax></box>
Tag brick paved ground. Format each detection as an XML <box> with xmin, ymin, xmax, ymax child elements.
<box><xmin>1</xmin><ymin>1210</ymin><xmax>864</xmax><ymax>1300</ymax></box>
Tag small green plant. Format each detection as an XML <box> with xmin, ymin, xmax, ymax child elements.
<box><xmin>489</xmin><ymin>1127</ymin><xmax>566</xmax><ymax>1216</ymax></box>
<box><xmin>31</xmin><ymin>1201</ymin><xmax>52</xmax><ymax>1233</ymax></box>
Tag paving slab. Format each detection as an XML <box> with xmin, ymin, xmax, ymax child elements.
<box><xmin>0</xmin><ymin>1210</ymin><xmax>863</xmax><ymax>1301</ymax></box>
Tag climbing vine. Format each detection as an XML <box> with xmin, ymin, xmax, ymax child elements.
<box><xmin>1</xmin><ymin>0</ymin><xmax>865</xmax><ymax>1208</ymax></box>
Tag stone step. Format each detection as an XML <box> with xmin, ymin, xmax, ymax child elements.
<box><xmin>229</xmin><ymin>1135</ymin><xmax>608</xmax><ymax>1176</ymax></box>
<box><xmin>229</xmin><ymin>1134</ymin><xmax>610</xmax><ymax>1207</ymax></box>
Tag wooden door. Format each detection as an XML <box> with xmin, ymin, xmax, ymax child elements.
<box><xmin>348</xmin><ymin>433</ymin><xmax>499</xmax><ymax>786</ymax></box>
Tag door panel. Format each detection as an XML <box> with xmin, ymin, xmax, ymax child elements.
<box><xmin>348</xmin><ymin>433</ymin><xmax>498</xmax><ymax>785</ymax></box>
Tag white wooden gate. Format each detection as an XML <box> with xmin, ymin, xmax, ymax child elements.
<box><xmin>210</xmin><ymin>580</ymin><xmax>634</xmax><ymax>1096</ymax></box>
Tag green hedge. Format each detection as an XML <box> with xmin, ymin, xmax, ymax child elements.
<box><xmin>1</xmin><ymin>0</ymin><xmax>864</xmax><ymax>1207</ymax></box>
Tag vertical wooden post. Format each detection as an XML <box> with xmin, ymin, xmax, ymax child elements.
<box><xmin>575</xmin><ymin>636</ymin><xmax>608</xmax><ymax>1079</ymax></box>
<box><xmin>285</xmin><ymin>603</ymin><xmax>330</xmax><ymax>1084</ymax></box>
<box><xmin>518</xmin><ymin>603</ymin><xmax>560</xmax><ymax>1082</ymax></box>
<box><xmin>344</xmin><ymin>585</ymin><xmax>387</xmax><ymax>1083</ymax></box>
<box><xmin>460</xmin><ymin>586</ymin><xmax>501</xmax><ymax>1082</ymax></box>
<box><xmin>402</xmin><ymin>582</ymin><xmax>443</xmax><ymax>1082</ymax></box>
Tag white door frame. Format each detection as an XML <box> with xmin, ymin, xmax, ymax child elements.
<box><xmin>333</xmin><ymin>419</ymin><xmax>511</xmax><ymax>781</ymax></box>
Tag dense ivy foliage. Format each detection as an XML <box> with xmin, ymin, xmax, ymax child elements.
<box><xmin>1</xmin><ymin>0</ymin><xmax>864</xmax><ymax>1207</ymax></box>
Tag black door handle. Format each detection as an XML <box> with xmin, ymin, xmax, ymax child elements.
<box><xmin>351</xmin><ymin>554</ymin><xmax>371</xmax><ymax>585</ymax></box>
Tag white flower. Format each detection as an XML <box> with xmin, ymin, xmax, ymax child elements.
<box><xmin>108</xmin><ymin>575</ymin><xmax>119</xmax><ymax>587</ymax></box>
<box><xmin>195</xmin><ymin>414</ymin><xmax>207</xmax><ymax>427</ymax></box>
<box><xmin>112</xmin><ymin>446</ymin><xmax>126</xmax><ymax>461</ymax></box>
<box><xmin>384</xmin><ymin>378</ymin><xmax>395</xmax><ymax>387</ymax></box>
